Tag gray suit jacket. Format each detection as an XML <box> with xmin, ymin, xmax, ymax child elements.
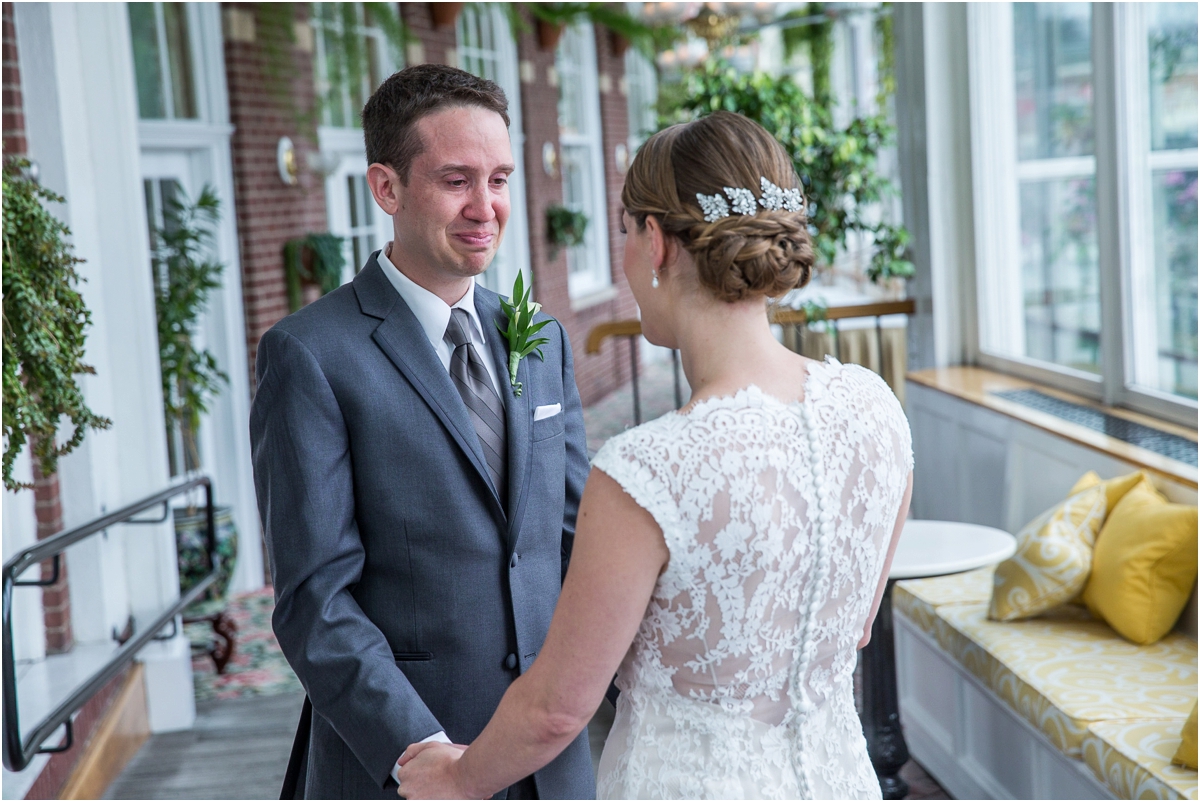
<box><xmin>250</xmin><ymin>255</ymin><xmax>595</xmax><ymax>799</ymax></box>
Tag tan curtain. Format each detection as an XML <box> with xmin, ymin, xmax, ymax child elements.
<box><xmin>781</xmin><ymin>323</ymin><xmax>907</xmax><ymax>406</ymax></box>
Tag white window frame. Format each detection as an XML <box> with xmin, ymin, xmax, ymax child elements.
<box><xmin>133</xmin><ymin>3</ymin><xmax>263</xmax><ymax>592</ymax></box>
<box><xmin>556</xmin><ymin>21</ymin><xmax>613</xmax><ymax>301</ymax></box>
<box><xmin>129</xmin><ymin>1</ymin><xmax>209</xmax><ymax>122</ymax></box>
<box><xmin>455</xmin><ymin>2</ymin><xmax>531</xmax><ymax>296</ymax></box>
<box><xmin>314</xmin><ymin>4</ymin><xmax>399</xmax><ymax>277</ymax></box>
<box><xmin>967</xmin><ymin>2</ymin><xmax>1197</xmax><ymax>427</ymax></box>
<box><xmin>624</xmin><ymin>47</ymin><xmax>658</xmax><ymax>152</ymax></box>
<box><xmin>319</xmin><ymin>127</ymin><xmax>395</xmax><ymax>277</ymax></box>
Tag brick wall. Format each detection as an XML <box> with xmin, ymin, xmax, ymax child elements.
<box><xmin>399</xmin><ymin>2</ymin><xmax>457</xmax><ymax>67</ymax></box>
<box><xmin>22</xmin><ymin>665</ymin><xmax>131</xmax><ymax>800</ymax></box>
<box><xmin>2</xmin><ymin>2</ymin><xmax>25</xmax><ymax>157</ymax></box>
<box><xmin>510</xmin><ymin>12</ymin><xmax>639</xmax><ymax>406</ymax></box>
<box><xmin>33</xmin><ymin>467</ymin><xmax>72</xmax><ymax>654</ymax></box>
<box><xmin>224</xmin><ymin>3</ymin><xmax>329</xmax><ymax>390</ymax></box>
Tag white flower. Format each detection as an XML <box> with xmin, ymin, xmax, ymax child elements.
<box><xmin>725</xmin><ymin>186</ymin><xmax>758</xmax><ymax>216</ymax></box>
<box><xmin>697</xmin><ymin>192</ymin><xmax>730</xmax><ymax>223</ymax></box>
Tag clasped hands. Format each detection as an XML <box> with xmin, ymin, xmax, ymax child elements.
<box><xmin>396</xmin><ymin>740</ymin><xmax>472</xmax><ymax>799</ymax></box>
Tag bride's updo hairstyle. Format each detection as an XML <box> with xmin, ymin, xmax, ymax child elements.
<box><xmin>621</xmin><ymin>111</ymin><xmax>815</xmax><ymax>302</ymax></box>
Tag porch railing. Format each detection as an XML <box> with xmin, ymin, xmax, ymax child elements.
<box><xmin>2</xmin><ymin>475</ymin><xmax>218</xmax><ymax>772</ymax></box>
<box><xmin>585</xmin><ymin>299</ymin><xmax>917</xmax><ymax>424</ymax></box>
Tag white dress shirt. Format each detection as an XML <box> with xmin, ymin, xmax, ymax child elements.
<box><xmin>377</xmin><ymin>244</ymin><xmax>505</xmax><ymax>405</ymax></box>
<box><xmin>377</xmin><ymin>244</ymin><xmax>499</xmax><ymax>783</ymax></box>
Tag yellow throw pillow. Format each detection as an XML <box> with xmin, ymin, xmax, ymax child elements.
<box><xmin>989</xmin><ymin>471</ymin><xmax>1147</xmax><ymax>622</ymax></box>
<box><xmin>1072</xmin><ymin>470</ymin><xmax>1151</xmax><ymax>514</ymax></box>
<box><xmin>1175</xmin><ymin>703</ymin><xmax>1198</xmax><ymax>770</ymax></box>
<box><xmin>1082</xmin><ymin>480</ymin><xmax>1199</xmax><ymax>645</ymax></box>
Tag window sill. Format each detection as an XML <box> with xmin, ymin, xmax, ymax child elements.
<box><xmin>907</xmin><ymin>366</ymin><xmax>1198</xmax><ymax>489</ymax></box>
<box><xmin>569</xmin><ymin>285</ymin><xmax>619</xmax><ymax>312</ymax></box>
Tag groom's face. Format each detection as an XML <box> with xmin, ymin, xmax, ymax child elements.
<box><xmin>385</xmin><ymin>105</ymin><xmax>514</xmax><ymax>286</ymax></box>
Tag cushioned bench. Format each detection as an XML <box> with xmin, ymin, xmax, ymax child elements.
<box><xmin>895</xmin><ymin>566</ymin><xmax>1197</xmax><ymax>799</ymax></box>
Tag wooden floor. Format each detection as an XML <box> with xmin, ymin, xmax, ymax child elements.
<box><xmin>104</xmin><ymin>690</ymin><xmax>947</xmax><ymax>799</ymax></box>
<box><xmin>104</xmin><ymin>692</ymin><xmax>303</xmax><ymax>799</ymax></box>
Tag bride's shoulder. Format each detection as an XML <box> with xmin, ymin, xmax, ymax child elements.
<box><xmin>811</xmin><ymin>359</ymin><xmax>908</xmax><ymax>423</ymax></box>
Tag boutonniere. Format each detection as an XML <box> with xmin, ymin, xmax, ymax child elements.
<box><xmin>496</xmin><ymin>272</ymin><xmax>551</xmax><ymax>397</ymax></box>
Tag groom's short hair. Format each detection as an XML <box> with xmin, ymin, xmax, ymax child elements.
<box><xmin>363</xmin><ymin>64</ymin><xmax>510</xmax><ymax>184</ymax></box>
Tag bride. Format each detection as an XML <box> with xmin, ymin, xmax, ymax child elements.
<box><xmin>397</xmin><ymin>111</ymin><xmax>913</xmax><ymax>800</ymax></box>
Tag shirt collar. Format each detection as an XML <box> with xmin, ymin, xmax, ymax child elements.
<box><xmin>377</xmin><ymin>243</ymin><xmax>486</xmax><ymax>347</ymax></box>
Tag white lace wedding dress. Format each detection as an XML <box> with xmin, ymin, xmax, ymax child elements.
<box><xmin>590</xmin><ymin>357</ymin><xmax>913</xmax><ymax>800</ymax></box>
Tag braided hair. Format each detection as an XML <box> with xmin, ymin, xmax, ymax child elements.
<box><xmin>621</xmin><ymin>111</ymin><xmax>815</xmax><ymax>302</ymax></box>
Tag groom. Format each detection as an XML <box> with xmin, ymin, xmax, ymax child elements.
<box><xmin>250</xmin><ymin>64</ymin><xmax>594</xmax><ymax>799</ymax></box>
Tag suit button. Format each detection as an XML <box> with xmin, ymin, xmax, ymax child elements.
<box><xmin>505</xmin><ymin>653</ymin><xmax>518</xmax><ymax>670</ymax></box>
<box><xmin>510</xmin><ymin>553</ymin><xmax>519</xmax><ymax>569</ymax></box>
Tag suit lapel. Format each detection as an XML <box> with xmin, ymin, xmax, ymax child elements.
<box><xmin>477</xmin><ymin>287</ymin><xmax>531</xmax><ymax>552</ymax></box>
<box><xmin>355</xmin><ymin>257</ymin><xmax>502</xmax><ymax>517</ymax></box>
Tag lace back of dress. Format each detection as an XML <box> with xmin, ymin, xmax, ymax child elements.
<box><xmin>591</xmin><ymin>359</ymin><xmax>914</xmax><ymax>800</ymax></box>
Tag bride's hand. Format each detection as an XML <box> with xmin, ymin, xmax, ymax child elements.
<box><xmin>396</xmin><ymin>741</ymin><xmax>471</xmax><ymax>799</ymax></box>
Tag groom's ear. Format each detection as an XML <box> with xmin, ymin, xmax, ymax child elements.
<box><xmin>367</xmin><ymin>163</ymin><xmax>402</xmax><ymax>217</ymax></box>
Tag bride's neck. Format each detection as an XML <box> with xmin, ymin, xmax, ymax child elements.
<box><xmin>673</xmin><ymin>295</ymin><xmax>784</xmax><ymax>402</ymax></box>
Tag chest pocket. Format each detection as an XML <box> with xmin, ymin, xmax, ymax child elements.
<box><xmin>531</xmin><ymin>406</ymin><xmax>565</xmax><ymax>441</ymax></box>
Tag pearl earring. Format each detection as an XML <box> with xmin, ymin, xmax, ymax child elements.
<box><xmin>651</xmin><ymin>270</ymin><xmax>660</xmax><ymax>289</ymax></box>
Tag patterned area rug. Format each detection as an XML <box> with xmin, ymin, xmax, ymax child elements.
<box><xmin>186</xmin><ymin>588</ymin><xmax>302</xmax><ymax>702</ymax></box>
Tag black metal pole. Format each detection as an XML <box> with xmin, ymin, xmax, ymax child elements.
<box><xmin>630</xmin><ymin>336</ymin><xmax>641</xmax><ymax>425</ymax></box>
<box><xmin>860</xmin><ymin>579</ymin><xmax>910</xmax><ymax>799</ymax></box>
<box><xmin>671</xmin><ymin>349</ymin><xmax>683</xmax><ymax>409</ymax></box>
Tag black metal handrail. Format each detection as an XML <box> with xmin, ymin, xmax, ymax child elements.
<box><xmin>3</xmin><ymin>475</ymin><xmax>218</xmax><ymax>772</ymax></box>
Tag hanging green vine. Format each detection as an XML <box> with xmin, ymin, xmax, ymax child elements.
<box><xmin>874</xmin><ymin>3</ymin><xmax>897</xmax><ymax>106</ymax></box>
<box><xmin>2</xmin><ymin>159</ymin><xmax>111</xmax><ymax>490</ymax></box>
<box><xmin>256</xmin><ymin>2</ymin><xmax>409</xmax><ymax>135</ymax></box>
<box><xmin>781</xmin><ymin>3</ymin><xmax>835</xmax><ymax>109</ymax></box>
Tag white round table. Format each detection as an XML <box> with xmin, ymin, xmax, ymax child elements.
<box><xmin>862</xmin><ymin>520</ymin><xmax>1016</xmax><ymax>799</ymax></box>
<box><xmin>891</xmin><ymin>520</ymin><xmax>1017</xmax><ymax>579</ymax></box>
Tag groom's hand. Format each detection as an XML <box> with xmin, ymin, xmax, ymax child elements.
<box><xmin>396</xmin><ymin>741</ymin><xmax>471</xmax><ymax>799</ymax></box>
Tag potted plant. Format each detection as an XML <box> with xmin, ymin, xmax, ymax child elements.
<box><xmin>150</xmin><ymin>185</ymin><xmax>239</xmax><ymax>604</ymax></box>
<box><xmin>2</xmin><ymin>159</ymin><xmax>111</xmax><ymax>491</ymax></box>
<box><xmin>525</xmin><ymin>3</ymin><xmax>665</xmax><ymax>54</ymax></box>
<box><xmin>283</xmin><ymin>232</ymin><xmax>347</xmax><ymax>313</ymax></box>
<box><xmin>545</xmin><ymin>203</ymin><xmax>589</xmax><ymax>260</ymax></box>
<box><xmin>430</xmin><ymin>2</ymin><xmax>465</xmax><ymax>29</ymax></box>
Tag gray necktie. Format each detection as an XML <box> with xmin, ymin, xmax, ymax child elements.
<box><xmin>444</xmin><ymin>308</ymin><xmax>507</xmax><ymax>500</ymax></box>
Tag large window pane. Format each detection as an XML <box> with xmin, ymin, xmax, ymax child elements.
<box><xmin>162</xmin><ymin>3</ymin><xmax>197</xmax><ymax>119</ymax></box>
<box><xmin>129</xmin><ymin>4</ymin><xmax>166</xmax><ymax>119</ymax></box>
<box><xmin>1019</xmin><ymin>177</ymin><xmax>1101</xmax><ymax>373</ymax></box>
<box><xmin>1150</xmin><ymin>171</ymin><xmax>1198</xmax><ymax>398</ymax></box>
<box><xmin>1013</xmin><ymin>3</ymin><xmax>1094</xmax><ymax>160</ymax></box>
<box><xmin>314</xmin><ymin>2</ymin><xmax>388</xmax><ymax>130</ymax></box>
<box><xmin>1147</xmin><ymin>3</ymin><xmax>1198</xmax><ymax>151</ymax></box>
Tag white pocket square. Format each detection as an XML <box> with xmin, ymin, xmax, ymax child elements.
<box><xmin>534</xmin><ymin>403</ymin><xmax>562</xmax><ymax>422</ymax></box>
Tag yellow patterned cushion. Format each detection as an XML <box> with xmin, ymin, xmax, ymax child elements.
<box><xmin>1084</xmin><ymin>719</ymin><xmax>1198</xmax><ymax>800</ymax></box>
<box><xmin>1083</xmin><ymin>481</ymin><xmax>1200</xmax><ymax>645</ymax></box>
<box><xmin>1176</xmin><ymin>704</ymin><xmax>1198</xmax><ymax>770</ymax></box>
<box><xmin>894</xmin><ymin>566</ymin><xmax>995</xmax><ymax>637</ymax></box>
<box><xmin>933</xmin><ymin>602</ymin><xmax>1198</xmax><ymax>756</ymax></box>
<box><xmin>989</xmin><ymin>471</ymin><xmax>1146</xmax><ymax>622</ymax></box>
